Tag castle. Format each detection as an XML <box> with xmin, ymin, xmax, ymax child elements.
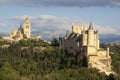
<box><xmin>60</xmin><ymin>23</ymin><xmax>112</xmax><ymax>75</ymax></box>
<box><xmin>3</xmin><ymin>17</ymin><xmax>41</xmax><ymax>41</ymax></box>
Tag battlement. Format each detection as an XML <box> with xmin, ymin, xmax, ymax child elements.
<box><xmin>72</xmin><ymin>25</ymin><xmax>87</xmax><ymax>34</ymax></box>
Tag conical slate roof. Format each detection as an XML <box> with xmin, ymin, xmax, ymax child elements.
<box><xmin>89</xmin><ymin>22</ymin><xmax>93</xmax><ymax>30</ymax></box>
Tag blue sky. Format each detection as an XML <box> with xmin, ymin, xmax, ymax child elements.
<box><xmin>0</xmin><ymin>0</ymin><xmax>120</xmax><ymax>35</ymax></box>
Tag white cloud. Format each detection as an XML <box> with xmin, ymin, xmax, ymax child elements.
<box><xmin>92</xmin><ymin>24</ymin><xmax>118</xmax><ymax>34</ymax></box>
<box><xmin>38</xmin><ymin>15</ymin><xmax>57</xmax><ymax>20</ymax></box>
<box><xmin>0</xmin><ymin>23</ymin><xmax>8</xmax><ymax>27</ymax></box>
<box><xmin>3</xmin><ymin>15</ymin><xmax>119</xmax><ymax>36</ymax></box>
<box><xmin>5</xmin><ymin>15</ymin><xmax>36</xmax><ymax>21</ymax></box>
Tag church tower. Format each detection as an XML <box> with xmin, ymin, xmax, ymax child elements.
<box><xmin>24</xmin><ymin>17</ymin><xmax>31</xmax><ymax>38</ymax></box>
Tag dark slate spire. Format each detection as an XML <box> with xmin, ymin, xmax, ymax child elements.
<box><xmin>18</xmin><ymin>24</ymin><xmax>24</xmax><ymax>33</ymax></box>
<box><xmin>65</xmin><ymin>30</ymin><xmax>69</xmax><ymax>37</ymax></box>
<box><xmin>89</xmin><ymin>22</ymin><xmax>93</xmax><ymax>30</ymax></box>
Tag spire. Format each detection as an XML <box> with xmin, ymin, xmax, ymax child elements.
<box><xmin>65</xmin><ymin>30</ymin><xmax>69</xmax><ymax>37</ymax></box>
<box><xmin>18</xmin><ymin>24</ymin><xmax>22</xmax><ymax>30</ymax></box>
<box><xmin>89</xmin><ymin>22</ymin><xmax>93</xmax><ymax>30</ymax></box>
<box><xmin>20</xmin><ymin>24</ymin><xmax>22</xmax><ymax>28</ymax></box>
<box><xmin>26</xmin><ymin>16</ymin><xmax>29</xmax><ymax>20</ymax></box>
<box><xmin>18</xmin><ymin>24</ymin><xmax>24</xmax><ymax>33</ymax></box>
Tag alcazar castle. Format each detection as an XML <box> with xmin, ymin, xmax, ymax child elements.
<box><xmin>59</xmin><ymin>23</ymin><xmax>113</xmax><ymax>75</ymax></box>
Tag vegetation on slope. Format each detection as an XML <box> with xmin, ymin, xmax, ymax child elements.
<box><xmin>0</xmin><ymin>39</ymin><xmax>119</xmax><ymax>80</ymax></box>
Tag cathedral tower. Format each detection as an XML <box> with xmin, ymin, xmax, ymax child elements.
<box><xmin>24</xmin><ymin>17</ymin><xmax>31</xmax><ymax>38</ymax></box>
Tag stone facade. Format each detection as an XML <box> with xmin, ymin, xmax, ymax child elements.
<box><xmin>10</xmin><ymin>24</ymin><xmax>24</xmax><ymax>41</ymax></box>
<box><xmin>3</xmin><ymin>17</ymin><xmax>41</xmax><ymax>41</ymax></box>
<box><xmin>60</xmin><ymin>23</ymin><xmax>112</xmax><ymax>75</ymax></box>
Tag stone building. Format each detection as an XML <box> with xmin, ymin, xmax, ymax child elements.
<box><xmin>3</xmin><ymin>17</ymin><xmax>41</xmax><ymax>41</ymax></box>
<box><xmin>10</xmin><ymin>24</ymin><xmax>24</xmax><ymax>41</ymax></box>
<box><xmin>60</xmin><ymin>23</ymin><xmax>112</xmax><ymax>75</ymax></box>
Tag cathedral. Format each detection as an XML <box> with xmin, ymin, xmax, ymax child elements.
<box><xmin>3</xmin><ymin>17</ymin><xmax>41</xmax><ymax>41</ymax></box>
<box><xmin>60</xmin><ymin>23</ymin><xmax>112</xmax><ymax>75</ymax></box>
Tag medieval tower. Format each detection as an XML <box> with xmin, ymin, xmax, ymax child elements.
<box><xmin>24</xmin><ymin>17</ymin><xmax>31</xmax><ymax>38</ymax></box>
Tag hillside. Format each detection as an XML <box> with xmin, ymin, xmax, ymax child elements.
<box><xmin>0</xmin><ymin>39</ymin><xmax>120</xmax><ymax>80</ymax></box>
<box><xmin>100</xmin><ymin>34</ymin><xmax>120</xmax><ymax>43</ymax></box>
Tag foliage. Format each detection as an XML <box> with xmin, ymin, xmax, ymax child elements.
<box><xmin>0</xmin><ymin>62</ymin><xmax>20</xmax><ymax>80</ymax></box>
<box><xmin>19</xmin><ymin>39</ymin><xmax>50</xmax><ymax>47</ymax></box>
<box><xmin>0</xmin><ymin>41</ymin><xmax>10</xmax><ymax>46</ymax></box>
<box><xmin>0</xmin><ymin>41</ymin><xmax>119</xmax><ymax>80</ymax></box>
<box><xmin>40</xmin><ymin>68</ymin><xmax>108</xmax><ymax>80</ymax></box>
<box><xmin>51</xmin><ymin>37</ymin><xmax>59</xmax><ymax>47</ymax></box>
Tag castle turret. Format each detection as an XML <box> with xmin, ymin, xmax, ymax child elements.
<box><xmin>88</xmin><ymin>22</ymin><xmax>94</xmax><ymax>46</ymax></box>
<box><xmin>24</xmin><ymin>17</ymin><xmax>31</xmax><ymax>38</ymax></box>
<box><xmin>89</xmin><ymin>22</ymin><xmax>93</xmax><ymax>30</ymax></box>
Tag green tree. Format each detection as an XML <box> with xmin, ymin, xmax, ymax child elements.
<box><xmin>0</xmin><ymin>62</ymin><xmax>20</xmax><ymax>80</ymax></box>
<box><xmin>51</xmin><ymin>37</ymin><xmax>59</xmax><ymax>47</ymax></box>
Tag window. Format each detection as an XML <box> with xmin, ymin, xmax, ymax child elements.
<box><xmin>26</xmin><ymin>26</ymin><xmax>29</xmax><ymax>29</ymax></box>
<box><xmin>70</xmin><ymin>47</ymin><xmax>73</xmax><ymax>49</ymax></box>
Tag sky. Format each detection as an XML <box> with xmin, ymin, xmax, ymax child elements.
<box><xmin>0</xmin><ymin>0</ymin><xmax>120</xmax><ymax>36</ymax></box>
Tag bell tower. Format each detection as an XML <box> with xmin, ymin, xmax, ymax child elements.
<box><xmin>24</xmin><ymin>17</ymin><xmax>31</xmax><ymax>38</ymax></box>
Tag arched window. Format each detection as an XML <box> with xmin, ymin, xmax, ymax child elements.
<box><xmin>26</xmin><ymin>26</ymin><xmax>29</xmax><ymax>29</ymax></box>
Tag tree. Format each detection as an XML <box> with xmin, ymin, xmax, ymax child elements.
<box><xmin>51</xmin><ymin>37</ymin><xmax>59</xmax><ymax>47</ymax></box>
<box><xmin>0</xmin><ymin>62</ymin><xmax>20</xmax><ymax>80</ymax></box>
